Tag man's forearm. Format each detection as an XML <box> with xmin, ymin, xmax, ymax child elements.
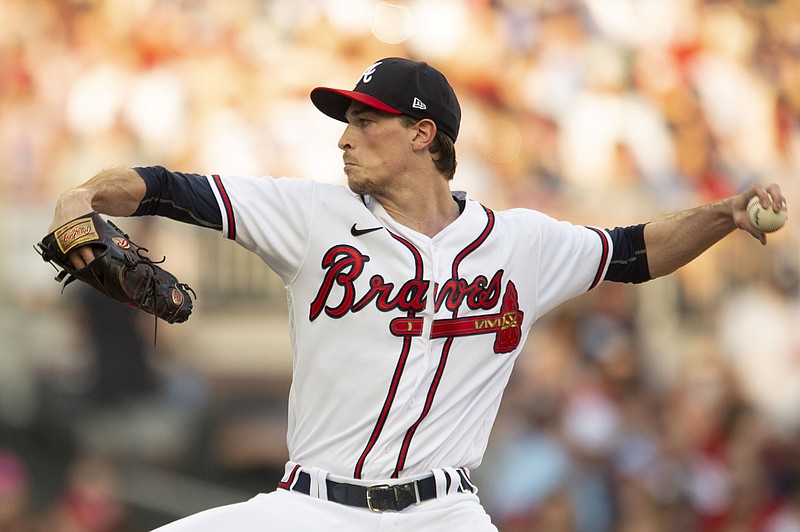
<box><xmin>50</xmin><ymin>167</ymin><xmax>146</xmax><ymax>231</ymax></box>
<box><xmin>642</xmin><ymin>183</ymin><xmax>787</xmax><ymax>279</ymax></box>
<box><xmin>644</xmin><ymin>198</ymin><xmax>737</xmax><ymax>279</ymax></box>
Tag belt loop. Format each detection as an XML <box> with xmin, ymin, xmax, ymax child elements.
<box><xmin>456</xmin><ymin>468</ymin><xmax>478</xmax><ymax>494</ymax></box>
<box><xmin>443</xmin><ymin>467</ymin><xmax>461</xmax><ymax>495</ymax></box>
<box><xmin>278</xmin><ymin>462</ymin><xmax>302</xmax><ymax>490</ymax></box>
<box><xmin>308</xmin><ymin>467</ymin><xmax>328</xmax><ymax>500</ymax></box>
<box><xmin>431</xmin><ymin>468</ymin><xmax>450</xmax><ymax>498</ymax></box>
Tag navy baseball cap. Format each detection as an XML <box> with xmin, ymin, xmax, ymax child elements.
<box><xmin>310</xmin><ymin>57</ymin><xmax>461</xmax><ymax>142</ymax></box>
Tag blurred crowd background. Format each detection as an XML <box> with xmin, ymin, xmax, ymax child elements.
<box><xmin>0</xmin><ymin>0</ymin><xmax>798</xmax><ymax>530</ymax></box>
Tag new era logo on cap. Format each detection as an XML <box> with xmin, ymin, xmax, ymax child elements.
<box><xmin>310</xmin><ymin>57</ymin><xmax>461</xmax><ymax>142</ymax></box>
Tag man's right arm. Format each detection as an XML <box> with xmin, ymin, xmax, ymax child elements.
<box><xmin>50</xmin><ymin>167</ymin><xmax>147</xmax><ymax>232</ymax></box>
<box><xmin>50</xmin><ymin>166</ymin><xmax>224</xmax><ymax>268</ymax></box>
<box><xmin>50</xmin><ymin>168</ymin><xmax>147</xmax><ymax>269</ymax></box>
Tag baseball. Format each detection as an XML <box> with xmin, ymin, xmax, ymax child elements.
<box><xmin>747</xmin><ymin>194</ymin><xmax>787</xmax><ymax>233</ymax></box>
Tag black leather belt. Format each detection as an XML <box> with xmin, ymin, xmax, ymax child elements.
<box><xmin>290</xmin><ymin>470</ymin><xmax>473</xmax><ymax>512</ymax></box>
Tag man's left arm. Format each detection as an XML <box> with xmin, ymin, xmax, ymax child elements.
<box><xmin>644</xmin><ymin>183</ymin><xmax>787</xmax><ymax>279</ymax></box>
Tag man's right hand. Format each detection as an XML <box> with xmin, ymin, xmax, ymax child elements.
<box><xmin>64</xmin><ymin>246</ymin><xmax>96</xmax><ymax>270</ymax></box>
<box><xmin>48</xmin><ymin>168</ymin><xmax>147</xmax><ymax>269</ymax></box>
<box><xmin>49</xmin><ymin>189</ymin><xmax>98</xmax><ymax>269</ymax></box>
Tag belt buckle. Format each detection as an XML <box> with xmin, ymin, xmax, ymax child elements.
<box><xmin>366</xmin><ymin>484</ymin><xmax>394</xmax><ymax>512</ymax></box>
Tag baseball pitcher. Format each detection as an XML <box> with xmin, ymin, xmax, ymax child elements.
<box><xmin>42</xmin><ymin>58</ymin><xmax>787</xmax><ymax>531</ymax></box>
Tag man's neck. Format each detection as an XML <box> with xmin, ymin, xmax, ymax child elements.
<box><xmin>373</xmin><ymin>179</ymin><xmax>461</xmax><ymax>238</ymax></box>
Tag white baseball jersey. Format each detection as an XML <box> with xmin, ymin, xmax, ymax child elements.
<box><xmin>208</xmin><ymin>174</ymin><xmax>612</xmax><ymax>481</ymax></box>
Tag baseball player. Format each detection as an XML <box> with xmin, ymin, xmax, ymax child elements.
<box><xmin>48</xmin><ymin>58</ymin><xmax>787</xmax><ymax>531</ymax></box>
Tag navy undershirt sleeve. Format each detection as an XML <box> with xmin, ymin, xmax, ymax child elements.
<box><xmin>605</xmin><ymin>224</ymin><xmax>651</xmax><ymax>284</ymax></box>
<box><xmin>132</xmin><ymin>166</ymin><xmax>222</xmax><ymax>230</ymax></box>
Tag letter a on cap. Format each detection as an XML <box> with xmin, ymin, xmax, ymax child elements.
<box><xmin>362</xmin><ymin>62</ymin><xmax>382</xmax><ymax>83</ymax></box>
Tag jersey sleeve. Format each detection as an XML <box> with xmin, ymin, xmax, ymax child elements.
<box><xmin>133</xmin><ymin>166</ymin><xmax>222</xmax><ymax>228</ymax></box>
<box><xmin>513</xmin><ymin>209</ymin><xmax>612</xmax><ymax>319</ymax></box>
<box><xmin>604</xmin><ymin>224</ymin><xmax>651</xmax><ymax>283</ymax></box>
<box><xmin>207</xmin><ymin>174</ymin><xmax>315</xmax><ymax>283</ymax></box>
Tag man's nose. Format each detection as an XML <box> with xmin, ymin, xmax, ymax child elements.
<box><xmin>338</xmin><ymin>125</ymin><xmax>354</xmax><ymax>151</ymax></box>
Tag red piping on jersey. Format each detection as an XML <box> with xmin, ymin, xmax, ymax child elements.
<box><xmin>392</xmin><ymin>206</ymin><xmax>496</xmax><ymax>478</ymax></box>
<box><xmin>585</xmin><ymin>226</ymin><xmax>610</xmax><ymax>290</ymax></box>
<box><xmin>353</xmin><ymin>231</ymin><xmax>424</xmax><ymax>479</ymax></box>
<box><xmin>450</xmin><ymin>207</ymin><xmax>495</xmax><ymax>278</ymax></box>
<box><xmin>392</xmin><ymin>336</ymin><xmax>453</xmax><ymax>479</ymax></box>
<box><xmin>212</xmin><ymin>174</ymin><xmax>236</xmax><ymax>240</ymax></box>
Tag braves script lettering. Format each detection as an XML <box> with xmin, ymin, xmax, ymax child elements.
<box><xmin>309</xmin><ymin>245</ymin><xmax>371</xmax><ymax>320</ymax></box>
<box><xmin>309</xmin><ymin>246</ymin><xmax>509</xmax><ymax>329</ymax></box>
<box><xmin>433</xmin><ymin>271</ymin><xmax>503</xmax><ymax>312</ymax></box>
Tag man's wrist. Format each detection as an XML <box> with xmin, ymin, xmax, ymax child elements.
<box><xmin>50</xmin><ymin>188</ymin><xmax>95</xmax><ymax>232</ymax></box>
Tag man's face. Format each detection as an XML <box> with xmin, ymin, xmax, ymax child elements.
<box><xmin>338</xmin><ymin>102</ymin><xmax>415</xmax><ymax>196</ymax></box>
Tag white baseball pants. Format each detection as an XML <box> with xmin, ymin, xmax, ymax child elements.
<box><xmin>152</xmin><ymin>487</ymin><xmax>497</xmax><ymax>531</ymax></box>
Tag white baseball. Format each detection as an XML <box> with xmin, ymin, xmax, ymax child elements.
<box><xmin>747</xmin><ymin>194</ymin><xmax>787</xmax><ymax>233</ymax></box>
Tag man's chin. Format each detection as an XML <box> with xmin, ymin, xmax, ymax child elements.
<box><xmin>347</xmin><ymin>176</ymin><xmax>372</xmax><ymax>195</ymax></box>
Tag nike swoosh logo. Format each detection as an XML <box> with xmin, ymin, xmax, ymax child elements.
<box><xmin>350</xmin><ymin>223</ymin><xmax>383</xmax><ymax>237</ymax></box>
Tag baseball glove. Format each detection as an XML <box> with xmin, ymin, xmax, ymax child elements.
<box><xmin>36</xmin><ymin>212</ymin><xmax>195</xmax><ymax>324</ymax></box>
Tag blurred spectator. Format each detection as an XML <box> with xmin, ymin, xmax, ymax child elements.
<box><xmin>481</xmin><ymin>395</ymin><xmax>571</xmax><ymax>531</ymax></box>
<box><xmin>759</xmin><ymin>440</ymin><xmax>800</xmax><ymax>532</ymax></box>
<box><xmin>75</xmin><ymin>284</ymin><xmax>156</xmax><ymax>405</ymax></box>
<box><xmin>41</xmin><ymin>455</ymin><xmax>126</xmax><ymax>532</ymax></box>
<box><xmin>717</xmin><ymin>274</ymin><xmax>800</xmax><ymax>438</ymax></box>
<box><xmin>0</xmin><ymin>450</ymin><xmax>34</xmax><ymax>532</ymax></box>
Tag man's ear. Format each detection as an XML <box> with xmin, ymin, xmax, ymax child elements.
<box><xmin>410</xmin><ymin>119</ymin><xmax>437</xmax><ymax>151</ymax></box>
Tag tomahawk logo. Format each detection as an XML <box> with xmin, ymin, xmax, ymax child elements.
<box><xmin>361</xmin><ymin>62</ymin><xmax>382</xmax><ymax>83</ymax></box>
